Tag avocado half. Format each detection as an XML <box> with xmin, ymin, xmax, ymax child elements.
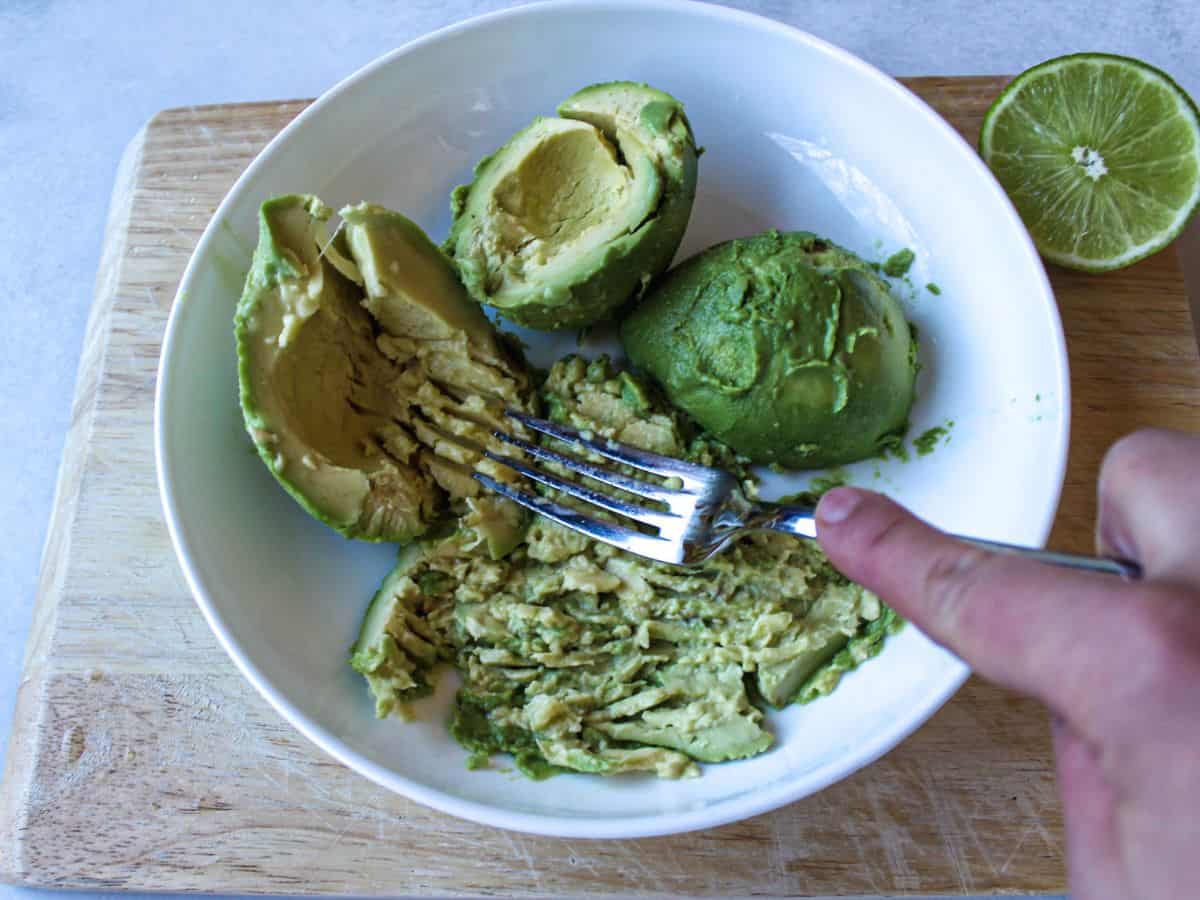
<box><xmin>445</xmin><ymin>82</ymin><xmax>699</xmax><ymax>330</ymax></box>
<box><xmin>621</xmin><ymin>231</ymin><xmax>918</xmax><ymax>469</ymax></box>
<box><xmin>235</xmin><ymin>195</ymin><xmax>531</xmax><ymax>549</ymax></box>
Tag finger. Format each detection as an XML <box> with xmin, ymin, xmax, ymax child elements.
<box><xmin>1097</xmin><ymin>428</ymin><xmax>1200</xmax><ymax>585</ymax></box>
<box><xmin>815</xmin><ymin>487</ymin><xmax>1142</xmax><ymax>737</ymax></box>
<box><xmin>1052</xmin><ymin>716</ymin><xmax>1126</xmax><ymax>900</ymax></box>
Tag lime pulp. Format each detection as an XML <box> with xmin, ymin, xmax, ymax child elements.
<box><xmin>980</xmin><ymin>53</ymin><xmax>1200</xmax><ymax>272</ymax></box>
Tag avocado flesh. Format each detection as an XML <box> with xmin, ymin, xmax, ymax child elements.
<box><xmin>348</xmin><ymin>542</ymin><xmax>445</xmax><ymax>718</ymax></box>
<box><xmin>353</xmin><ymin>356</ymin><xmax>894</xmax><ymax>777</ymax></box>
<box><xmin>754</xmin><ymin>582</ymin><xmax>886</xmax><ymax>707</ymax></box>
<box><xmin>446</xmin><ymin>82</ymin><xmax>698</xmax><ymax>330</ymax></box>
<box><xmin>557</xmin><ymin>81</ymin><xmax>696</xmax><ymax>190</ymax></box>
<box><xmin>756</xmin><ymin>635</ymin><xmax>848</xmax><ymax>709</ymax></box>
<box><xmin>342</xmin><ymin>202</ymin><xmax>498</xmax><ymax>345</ymax></box>
<box><xmin>340</xmin><ymin>201</ymin><xmax>535</xmax><ymax>528</ymax></box>
<box><xmin>621</xmin><ymin>231</ymin><xmax>918</xmax><ymax>469</ymax></box>
<box><xmin>235</xmin><ymin>196</ymin><xmax>440</xmax><ymax>539</ymax></box>
<box><xmin>589</xmin><ymin>664</ymin><xmax>773</xmax><ymax>762</ymax></box>
<box><xmin>235</xmin><ymin>195</ymin><xmax>532</xmax><ymax>545</ymax></box>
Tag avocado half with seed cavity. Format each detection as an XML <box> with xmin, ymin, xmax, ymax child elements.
<box><xmin>445</xmin><ymin>81</ymin><xmax>699</xmax><ymax>330</ymax></box>
<box><xmin>621</xmin><ymin>231</ymin><xmax>919</xmax><ymax>469</ymax></box>
<box><xmin>235</xmin><ymin>195</ymin><xmax>532</xmax><ymax>550</ymax></box>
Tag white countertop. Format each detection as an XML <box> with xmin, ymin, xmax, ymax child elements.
<box><xmin>2</xmin><ymin>1</ymin><xmax>1197</xmax><ymax>898</ymax></box>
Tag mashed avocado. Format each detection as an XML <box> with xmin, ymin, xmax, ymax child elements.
<box><xmin>621</xmin><ymin>231</ymin><xmax>919</xmax><ymax>469</ymax></box>
<box><xmin>351</xmin><ymin>357</ymin><xmax>897</xmax><ymax>778</ymax></box>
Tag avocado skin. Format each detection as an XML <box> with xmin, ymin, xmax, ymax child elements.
<box><xmin>621</xmin><ymin>231</ymin><xmax>918</xmax><ymax>469</ymax></box>
<box><xmin>445</xmin><ymin>81</ymin><xmax>699</xmax><ymax>331</ymax></box>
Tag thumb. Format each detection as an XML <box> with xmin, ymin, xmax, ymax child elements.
<box><xmin>815</xmin><ymin>487</ymin><xmax>1140</xmax><ymax>735</ymax></box>
<box><xmin>1096</xmin><ymin>429</ymin><xmax>1200</xmax><ymax>585</ymax></box>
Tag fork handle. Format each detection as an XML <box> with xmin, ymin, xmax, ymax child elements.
<box><xmin>956</xmin><ymin>536</ymin><xmax>1141</xmax><ymax>579</ymax></box>
<box><xmin>745</xmin><ymin>503</ymin><xmax>1141</xmax><ymax>579</ymax></box>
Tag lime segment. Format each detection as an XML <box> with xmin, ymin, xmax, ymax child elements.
<box><xmin>980</xmin><ymin>53</ymin><xmax>1200</xmax><ymax>272</ymax></box>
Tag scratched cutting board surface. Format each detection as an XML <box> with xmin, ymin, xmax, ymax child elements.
<box><xmin>1</xmin><ymin>77</ymin><xmax>1198</xmax><ymax>897</ymax></box>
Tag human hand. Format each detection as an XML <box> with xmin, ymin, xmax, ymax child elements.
<box><xmin>815</xmin><ymin>428</ymin><xmax>1200</xmax><ymax>900</ymax></box>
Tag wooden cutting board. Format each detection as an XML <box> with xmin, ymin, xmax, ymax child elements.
<box><xmin>2</xmin><ymin>77</ymin><xmax>1198</xmax><ymax>898</ymax></box>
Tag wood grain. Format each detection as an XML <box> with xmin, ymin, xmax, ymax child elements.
<box><xmin>1</xmin><ymin>78</ymin><xmax>1198</xmax><ymax>897</ymax></box>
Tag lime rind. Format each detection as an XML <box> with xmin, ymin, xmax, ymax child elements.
<box><xmin>980</xmin><ymin>52</ymin><xmax>1200</xmax><ymax>272</ymax></box>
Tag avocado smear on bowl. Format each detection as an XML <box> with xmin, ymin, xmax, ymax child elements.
<box><xmin>445</xmin><ymin>82</ymin><xmax>699</xmax><ymax>330</ymax></box>
<box><xmin>235</xmin><ymin>195</ymin><xmax>531</xmax><ymax>550</ymax></box>
<box><xmin>350</xmin><ymin>357</ymin><xmax>898</xmax><ymax>779</ymax></box>
<box><xmin>621</xmin><ymin>231</ymin><xmax>919</xmax><ymax>469</ymax></box>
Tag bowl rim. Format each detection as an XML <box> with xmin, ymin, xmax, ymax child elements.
<box><xmin>154</xmin><ymin>0</ymin><xmax>1068</xmax><ymax>838</ymax></box>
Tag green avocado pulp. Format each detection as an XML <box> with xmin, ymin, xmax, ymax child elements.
<box><xmin>492</xmin><ymin>121</ymin><xmax>635</xmax><ymax>251</ymax></box>
<box><xmin>350</xmin><ymin>356</ymin><xmax>899</xmax><ymax>780</ymax></box>
<box><xmin>621</xmin><ymin>231</ymin><xmax>919</xmax><ymax>469</ymax></box>
<box><xmin>882</xmin><ymin>247</ymin><xmax>915</xmax><ymax>277</ymax></box>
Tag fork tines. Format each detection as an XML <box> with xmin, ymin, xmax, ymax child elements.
<box><xmin>505</xmin><ymin>410</ymin><xmax>717</xmax><ymax>487</ymax></box>
<box><xmin>459</xmin><ymin>409</ymin><xmax>712</xmax><ymax>564</ymax></box>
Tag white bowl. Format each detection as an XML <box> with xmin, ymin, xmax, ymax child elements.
<box><xmin>155</xmin><ymin>0</ymin><xmax>1067</xmax><ymax>838</ymax></box>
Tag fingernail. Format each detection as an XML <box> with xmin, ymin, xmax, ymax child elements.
<box><xmin>817</xmin><ymin>487</ymin><xmax>863</xmax><ymax>524</ymax></box>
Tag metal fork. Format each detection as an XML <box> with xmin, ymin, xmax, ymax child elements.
<box><xmin>468</xmin><ymin>409</ymin><xmax>1140</xmax><ymax>578</ymax></box>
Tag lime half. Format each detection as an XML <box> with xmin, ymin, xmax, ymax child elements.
<box><xmin>981</xmin><ymin>53</ymin><xmax>1200</xmax><ymax>272</ymax></box>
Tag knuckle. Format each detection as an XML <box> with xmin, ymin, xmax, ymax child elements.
<box><xmin>919</xmin><ymin>544</ymin><xmax>993</xmax><ymax>633</ymax></box>
<box><xmin>858</xmin><ymin>506</ymin><xmax>906</xmax><ymax>555</ymax></box>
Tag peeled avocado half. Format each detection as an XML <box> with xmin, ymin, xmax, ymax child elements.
<box><xmin>622</xmin><ymin>231</ymin><xmax>919</xmax><ymax>469</ymax></box>
<box><xmin>445</xmin><ymin>82</ymin><xmax>699</xmax><ymax>330</ymax></box>
<box><xmin>235</xmin><ymin>195</ymin><xmax>531</xmax><ymax>550</ymax></box>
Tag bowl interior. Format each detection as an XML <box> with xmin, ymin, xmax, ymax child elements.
<box><xmin>157</xmin><ymin>0</ymin><xmax>1066</xmax><ymax>837</ymax></box>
